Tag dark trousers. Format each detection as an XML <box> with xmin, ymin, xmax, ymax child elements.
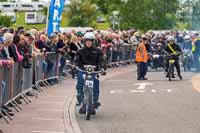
<box><xmin>137</xmin><ymin>62</ymin><xmax>147</xmax><ymax>79</ymax></box>
<box><xmin>194</xmin><ymin>54</ymin><xmax>200</xmax><ymax>71</ymax></box>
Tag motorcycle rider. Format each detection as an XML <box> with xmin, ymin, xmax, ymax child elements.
<box><xmin>183</xmin><ymin>35</ymin><xmax>192</xmax><ymax>51</ymax></box>
<box><xmin>74</xmin><ymin>32</ymin><xmax>106</xmax><ymax>115</ymax></box>
<box><xmin>165</xmin><ymin>36</ymin><xmax>183</xmax><ymax>80</ymax></box>
<box><xmin>182</xmin><ymin>35</ymin><xmax>193</xmax><ymax>70</ymax></box>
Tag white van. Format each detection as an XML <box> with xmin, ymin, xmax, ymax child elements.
<box><xmin>25</xmin><ymin>12</ymin><xmax>46</xmax><ymax>24</ymax></box>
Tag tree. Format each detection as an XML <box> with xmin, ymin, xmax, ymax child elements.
<box><xmin>42</xmin><ymin>6</ymin><xmax>48</xmax><ymax>16</ymax></box>
<box><xmin>66</xmin><ymin>0</ymin><xmax>97</xmax><ymax>27</ymax></box>
<box><xmin>113</xmin><ymin>0</ymin><xmax>178</xmax><ymax>30</ymax></box>
<box><xmin>0</xmin><ymin>15</ymin><xmax>12</xmax><ymax>27</ymax></box>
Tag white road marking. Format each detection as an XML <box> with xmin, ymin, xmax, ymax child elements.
<box><xmin>110</xmin><ymin>90</ymin><xmax>123</xmax><ymax>94</ymax></box>
<box><xmin>130</xmin><ymin>90</ymin><xmax>145</xmax><ymax>93</ymax></box>
<box><xmin>167</xmin><ymin>89</ymin><xmax>172</xmax><ymax>92</ymax></box>
<box><xmin>151</xmin><ymin>89</ymin><xmax>157</xmax><ymax>93</ymax></box>
<box><xmin>160</xmin><ymin>89</ymin><xmax>173</xmax><ymax>93</ymax></box>
<box><xmin>108</xmin><ymin>79</ymin><xmax>130</xmax><ymax>82</ymax></box>
<box><xmin>133</xmin><ymin>82</ymin><xmax>153</xmax><ymax>90</ymax></box>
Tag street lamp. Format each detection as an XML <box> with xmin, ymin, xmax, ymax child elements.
<box><xmin>110</xmin><ymin>10</ymin><xmax>120</xmax><ymax>30</ymax></box>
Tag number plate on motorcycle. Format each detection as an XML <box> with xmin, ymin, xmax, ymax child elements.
<box><xmin>169</xmin><ymin>60</ymin><xmax>175</xmax><ymax>63</ymax></box>
<box><xmin>85</xmin><ymin>80</ymin><xmax>94</xmax><ymax>88</ymax></box>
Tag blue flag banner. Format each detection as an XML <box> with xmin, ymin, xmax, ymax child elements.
<box><xmin>47</xmin><ymin>0</ymin><xmax>65</xmax><ymax>35</ymax></box>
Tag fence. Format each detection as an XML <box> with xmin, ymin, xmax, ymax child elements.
<box><xmin>105</xmin><ymin>43</ymin><xmax>135</xmax><ymax>66</ymax></box>
<box><xmin>0</xmin><ymin>52</ymin><xmax>67</xmax><ymax>123</ymax></box>
<box><xmin>0</xmin><ymin>43</ymin><xmax>136</xmax><ymax>124</ymax></box>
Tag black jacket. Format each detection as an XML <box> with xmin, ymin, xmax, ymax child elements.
<box><xmin>74</xmin><ymin>46</ymin><xmax>106</xmax><ymax>71</ymax></box>
<box><xmin>165</xmin><ymin>43</ymin><xmax>182</xmax><ymax>60</ymax></box>
<box><xmin>0</xmin><ymin>49</ymin><xmax>8</xmax><ymax>59</ymax></box>
<box><xmin>8</xmin><ymin>44</ymin><xmax>18</xmax><ymax>62</ymax></box>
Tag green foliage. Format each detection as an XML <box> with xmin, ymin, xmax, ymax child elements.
<box><xmin>66</xmin><ymin>0</ymin><xmax>97</xmax><ymax>27</ymax></box>
<box><xmin>116</xmin><ymin>0</ymin><xmax>178</xmax><ymax>31</ymax></box>
<box><xmin>42</xmin><ymin>6</ymin><xmax>48</xmax><ymax>16</ymax></box>
<box><xmin>91</xmin><ymin>0</ymin><xmax>179</xmax><ymax>30</ymax></box>
<box><xmin>175</xmin><ymin>22</ymin><xmax>190</xmax><ymax>30</ymax></box>
<box><xmin>0</xmin><ymin>15</ymin><xmax>12</xmax><ymax>27</ymax></box>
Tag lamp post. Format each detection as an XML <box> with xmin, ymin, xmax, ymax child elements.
<box><xmin>110</xmin><ymin>10</ymin><xmax>120</xmax><ymax>30</ymax></box>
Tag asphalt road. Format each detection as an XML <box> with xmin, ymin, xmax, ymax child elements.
<box><xmin>76</xmin><ymin>68</ymin><xmax>200</xmax><ymax>133</ymax></box>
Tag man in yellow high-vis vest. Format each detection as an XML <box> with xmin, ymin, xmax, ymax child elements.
<box><xmin>165</xmin><ymin>36</ymin><xmax>183</xmax><ymax>80</ymax></box>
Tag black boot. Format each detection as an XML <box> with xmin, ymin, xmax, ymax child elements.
<box><xmin>178</xmin><ymin>74</ymin><xmax>183</xmax><ymax>80</ymax></box>
<box><xmin>76</xmin><ymin>96</ymin><xmax>82</xmax><ymax>106</ymax></box>
<box><xmin>93</xmin><ymin>102</ymin><xmax>101</xmax><ymax>109</ymax></box>
<box><xmin>79</xmin><ymin>104</ymin><xmax>86</xmax><ymax>114</ymax></box>
<box><xmin>90</xmin><ymin>107</ymin><xmax>96</xmax><ymax>115</ymax></box>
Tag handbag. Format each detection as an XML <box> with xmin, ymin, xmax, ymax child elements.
<box><xmin>14</xmin><ymin>45</ymin><xmax>23</xmax><ymax>62</ymax></box>
<box><xmin>22</xmin><ymin>54</ymin><xmax>32</xmax><ymax>69</ymax></box>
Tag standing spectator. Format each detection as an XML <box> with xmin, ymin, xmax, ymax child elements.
<box><xmin>69</xmin><ymin>35</ymin><xmax>81</xmax><ymax>78</ymax></box>
<box><xmin>135</xmin><ymin>34</ymin><xmax>148</xmax><ymax>80</ymax></box>
<box><xmin>76</xmin><ymin>31</ymin><xmax>84</xmax><ymax>48</ymax></box>
<box><xmin>193</xmin><ymin>34</ymin><xmax>200</xmax><ymax>72</ymax></box>
<box><xmin>46</xmin><ymin>33</ymin><xmax>58</xmax><ymax>84</ymax></box>
<box><xmin>35</xmin><ymin>34</ymin><xmax>47</xmax><ymax>52</ymax></box>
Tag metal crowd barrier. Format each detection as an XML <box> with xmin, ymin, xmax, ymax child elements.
<box><xmin>0</xmin><ymin>53</ymin><xmax>67</xmax><ymax>124</ymax></box>
<box><xmin>105</xmin><ymin>43</ymin><xmax>135</xmax><ymax>67</ymax></box>
<box><xmin>0</xmin><ymin>66</ymin><xmax>7</xmax><ymax>123</ymax></box>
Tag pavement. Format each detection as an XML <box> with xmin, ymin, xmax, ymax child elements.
<box><xmin>0</xmin><ymin>77</ymin><xmax>76</xmax><ymax>133</ymax></box>
<box><xmin>1</xmin><ymin>65</ymin><xmax>200</xmax><ymax>133</ymax></box>
<box><xmin>0</xmin><ymin>64</ymin><xmax>136</xmax><ymax>133</ymax></box>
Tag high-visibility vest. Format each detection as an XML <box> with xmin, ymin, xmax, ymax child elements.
<box><xmin>135</xmin><ymin>43</ymin><xmax>148</xmax><ymax>63</ymax></box>
<box><xmin>192</xmin><ymin>42</ymin><xmax>196</xmax><ymax>52</ymax></box>
<box><xmin>167</xmin><ymin>44</ymin><xmax>176</xmax><ymax>54</ymax></box>
<box><xmin>192</xmin><ymin>38</ymin><xmax>200</xmax><ymax>52</ymax></box>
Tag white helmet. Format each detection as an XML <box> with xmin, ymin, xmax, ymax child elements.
<box><xmin>184</xmin><ymin>35</ymin><xmax>191</xmax><ymax>40</ymax></box>
<box><xmin>167</xmin><ymin>36</ymin><xmax>175</xmax><ymax>42</ymax></box>
<box><xmin>83</xmin><ymin>32</ymin><xmax>95</xmax><ymax>40</ymax></box>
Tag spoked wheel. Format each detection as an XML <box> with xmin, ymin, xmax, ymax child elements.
<box><xmin>85</xmin><ymin>94</ymin><xmax>92</xmax><ymax>120</ymax></box>
<box><xmin>86</xmin><ymin>113</ymin><xmax>91</xmax><ymax>120</ymax></box>
<box><xmin>86</xmin><ymin>104</ymin><xmax>91</xmax><ymax>120</ymax></box>
<box><xmin>168</xmin><ymin>65</ymin><xmax>172</xmax><ymax>81</ymax></box>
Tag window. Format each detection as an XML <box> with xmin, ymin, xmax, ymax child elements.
<box><xmin>22</xmin><ymin>5</ymin><xmax>33</xmax><ymax>8</ymax></box>
<box><xmin>38</xmin><ymin>5</ymin><xmax>43</xmax><ymax>8</ymax></box>
<box><xmin>3</xmin><ymin>5</ymin><xmax>11</xmax><ymax>7</ymax></box>
<box><xmin>27</xmin><ymin>14</ymin><xmax>35</xmax><ymax>19</ymax></box>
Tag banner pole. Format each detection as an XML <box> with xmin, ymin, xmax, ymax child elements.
<box><xmin>46</xmin><ymin>1</ymin><xmax>50</xmax><ymax>34</ymax></box>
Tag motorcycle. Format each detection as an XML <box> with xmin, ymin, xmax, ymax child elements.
<box><xmin>166</xmin><ymin>52</ymin><xmax>182</xmax><ymax>81</ymax></box>
<box><xmin>182</xmin><ymin>50</ymin><xmax>193</xmax><ymax>72</ymax></box>
<box><xmin>76</xmin><ymin>65</ymin><xmax>104</xmax><ymax>120</ymax></box>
